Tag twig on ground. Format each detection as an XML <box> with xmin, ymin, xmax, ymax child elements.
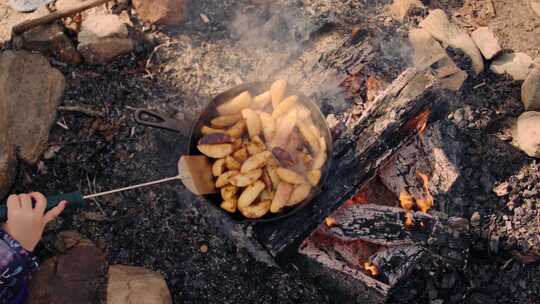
<box><xmin>58</xmin><ymin>105</ymin><xmax>105</xmax><ymax>117</ymax></box>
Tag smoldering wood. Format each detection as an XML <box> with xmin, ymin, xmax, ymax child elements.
<box><xmin>369</xmin><ymin>245</ymin><xmax>424</xmax><ymax>286</ymax></box>
<box><xmin>253</xmin><ymin>66</ymin><xmax>440</xmax><ymax>260</ymax></box>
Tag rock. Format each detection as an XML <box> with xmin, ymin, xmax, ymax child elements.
<box><xmin>77</xmin><ymin>14</ymin><xmax>134</xmax><ymax>64</ymax></box>
<box><xmin>13</xmin><ymin>21</ymin><xmax>82</xmax><ymax>65</ymax></box>
<box><xmin>470</xmin><ymin>211</ymin><xmax>481</xmax><ymax>226</ymax></box>
<box><xmin>55</xmin><ymin>0</ymin><xmax>111</xmax><ymax>32</ymax></box>
<box><xmin>0</xmin><ymin>50</ymin><xmax>65</xmax><ymax>164</ymax></box>
<box><xmin>107</xmin><ymin>265</ymin><xmax>172</xmax><ymax>304</ymax></box>
<box><xmin>389</xmin><ymin>0</ymin><xmax>424</xmax><ymax>21</ymax></box>
<box><xmin>514</xmin><ymin>111</ymin><xmax>540</xmax><ymax>158</ymax></box>
<box><xmin>419</xmin><ymin>9</ymin><xmax>484</xmax><ymax>74</ymax></box>
<box><xmin>28</xmin><ymin>233</ymin><xmax>107</xmax><ymax>303</ymax></box>
<box><xmin>133</xmin><ymin>0</ymin><xmax>188</xmax><ymax>25</ymax></box>
<box><xmin>491</xmin><ymin>52</ymin><xmax>533</xmax><ymax>80</ymax></box>
<box><xmin>522</xmin><ymin>65</ymin><xmax>540</xmax><ymax>111</ymax></box>
<box><xmin>471</xmin><ymin>27</ymin><xmax>501</xmax><ymax>60</ymax></box>
<box><xmin>532</xmin><ymin>0</ymin><xmax>540</xmax><ymax>18</ymax></box>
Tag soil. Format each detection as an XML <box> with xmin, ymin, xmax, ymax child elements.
<box><xmin>0</xmin><ymin>0</ymin><xmax>539</xmax><ymax>303</ymax></box>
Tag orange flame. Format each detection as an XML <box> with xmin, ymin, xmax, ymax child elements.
<box><xmin>324</xmin><ymin>217</ymin><xmax>338</xmax><ymax>227</ymax></box>
<box><xmin>399</xmin><ymin>191</ymin><xmax>414</xmax><ymax>211</ymax></box>
<box><xmin>404</xmin><ymin>212</ymin><xmax>415</xmax><ymax>229</ymax></box>
<box><xmin>416</xmin><ymin>171</ymin><xmax>433</xmax><ymax>213</ymax></box>
<box><xmin>364</xmin><ymin>262</ymin><xmax>379</xmax><ymax>276</ymax></box>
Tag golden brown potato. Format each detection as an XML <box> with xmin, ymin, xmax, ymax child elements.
<box><xmin>217</xmin><ymin>91</ymin><xmax>252</xmax><ymax>115</ymax></box>
<box><xmin>297</xmin><ymin>121</ymin><xmax>320</xmax><ymax>154</ymax></box>
<box><xmin>201</xmin><ymin>125</ymin><xmax>225</xmax><ymax>135</ymax></box>
<box><xmin>296</xmin><ymin>151</ymin><xmax>313</xmax><ymax>168</ymax></box>
<box><xmin>229</xmin><ymin>169</ymin><xmax>263</xmax><ymax>187</ymax></box>
<box><xmin>262</xmin><ymin>169</ymin><xmax>273</xmax><ymax>190</ymax></box>
<box><xmin>220</xmin><ymin>198</ymin><xmax>237</xmax><ymax>213</ymax></box>
<box><xmin>272</xmin><ymin>95</ymin><xmax>298</xmax><ymax>119</ymax></box>
<box><xmin>239</xmin><ymin>200</ymin><xmax>271</xmax><ymax>219</ymax></box>
<box><xmin>241</xmin><ymin>108</ymin><xmax>262</xmax><ymax>138</ymax></box>
<box><xmin>296</xmin><ymin>105</ymin><xmax>311</xmax><ymax>120</ymax></box>
<box><xmin>271</xmin><ymin>109</ymin><xmax>297</xmax><ymax>148</ymax></box>
<box><xmin>260</xmin><ymin>189</ymin><xmax>274</xmax><ymax>201</ymax></box>
<box><xmin>246</xmin><ymin>136</ymin><xmax>266</xmax><ymax>155</ymax></box>
<box><xmin>270</xmin><ymin>79</ymin><xmax>287</xmax><ymax>108</ymax></box>
<box><xmin>266</xmin><ymin>166</ymin><xmax>280</xmax><ymax>189</ymax></box>
<box><xmin>212</xmin><ymin>159</ymin><xmax>226</xmax><ymax>177</ymax></box>
<box><xmin>215</xmin><ymin>170</ymin><xmax>239</xmax><ymax>188</ymax></box>
<box><xmin>307</xmin><ymin>170</ymin><xmax>321</xmax><ymax>186</ymax></box>
<box><xmin>211</xmin><ymin>113</ymin><xmax>242</xmax><ymax>128</ymax></box>
<box><xmin>287</xmin><ymin>183</ymin><xmax>311</xmax><ymax>206</ymax></box>
<box><xmin>232</xmin><ymin>138</ymin><xmax>243</xmax><ymax>151</ymax></box>
<box><xmin>238</xmin><ymin>180</ymin><xmax>266</xmax><ymax>208</ymax></box>
<box><xmin>227</xmin><ymin>120</ymin><xmax>247</xmax><ymax>138</ymax></box>
<box><xmin>221</xmin><ymin>185</ymin><xmax>238</xmax><ymax>200</ymax></box>
<box><xmin>197</xmin><ymin>143</ymin><xmax>234</xmax><ymax>159</ymax></box>
<box><xmin>312</xmin><ymin>137</ymin><xmax>327</xmax><ymax>170</ymax></box>
<box><xmin>259</xmin><ymin>112</ymin><xmax>276</xmax><ymax>142</ymax></box>
<box><xmin>252</xmin><ymin>91</ymin><xmax>271</xmax><ymax>110</ymax></box>
<box><xmin>233</xmin><ymin>147</ymin><xmax>248</xmax><ymax>162</ymax></box>
<box><xmin>241</xmin><ymin>151</ymin><xmax>271</xmax><ymax>173</ymax></box>
<box><xmin>270</xmin><ymin>182</ymin><xmax>293</xmax><ymax>213</ymax></box>
<box><xmin>225</xmin><ymin>155</ymin><xmax>241</xmax><ymax>170</ymax></box>
<box><xmin>276</xmin><ymin>167</ymin><xmax>306</xmax><ymax>184</ymax></box>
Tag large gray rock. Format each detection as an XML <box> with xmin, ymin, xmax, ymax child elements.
<box><xmin>471</xmin><ymin>27</ymin><xmax>501</xmax><ymax>60</ymax></box>
<box><xmin>13</xmin><ymin>22</ymin><xmax>82</xmax><ymax>64</ymax></box>
<box><xmin>0</xmin><ymin>51</ymin><xmax>65</xmax><ymax>164</ymax></box>
<box><xmin>133</xmin><ymin>0</ymin><xmax>188</xmax><ymax>25</ymax></box>
<box><xmin>107</xmin><ymin>265</ymin><xmax>172</xmax><ymax>304</ymax></box>
<box><xmin>522</xmin><ymin>65</ymin><xmax>540</xmax><ymax>111</ymax></box>
<box><xmin>514</xmin><ymin>111</ymin><xmax>540</xmax><ymax>158</ymax></box>
<box><xmin>77</xmin><ymin>14</ymin><xmax>134</xmax><ymax>64</ymax></box>
<box><xmin>491</xmin><ymin>52</ymin><xmax>533</xmax><ymax>80</ymax></box>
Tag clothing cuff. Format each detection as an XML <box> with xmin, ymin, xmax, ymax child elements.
<box><xmin>0</xmin><ymin>229</ymin><xmax>38</xmax><ymax>273</ymax></box>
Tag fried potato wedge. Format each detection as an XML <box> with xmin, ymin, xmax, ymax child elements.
<box><xmin>312</xmin><ymin>137</ymin><xmax>327</xmax><ymax>170</ymax></box>
<box><xmin>221</xmin><ymin>185</ymin><xmax>238</xmax><ymax>201</ymax></box>
<box><xmin>297</xmin><ymin>121</ymin><xmax>320</xmax><ymax>153</ymax></box>
<box><xmin>266</xmin><ymin>166</ymin><xmax>280</xmax><ymax>189</ymax></box>
<box><xmin>262</xmin><ymin>169</ymin><xmax>273</xmax><ymax>189</ymax></box>
<box><xmin>246</xmin><ymin>136</ymin><xmax>266</xmax><ymax>155</ymax></box>
<box><xmin>296</xmin><ymin>105</ymin><xmax>311</xmax><ymax>120</ymax></box>
<box><xmin>202</xmin><ymin>125</ymin><xmax>225</xmax><ymax>135</ymax></box>
<box><xmin>260</xmin><ymin>189</ymin><xmax>274</xmax><ymax>201</ymax></box>
<box><xmin>197</xmin><ymin>143</ymin><xmax>234</xmax><ymax>159</ymax></box>
<box><xmin>272</xmin><ymin>95</ymin><xmax>298</xmax><ymax>119</ymax></box>
<box><xmin>252</xmin><ymin>91</ymin><xmax>271</xmax><ymax>110</ymax></box>
<box><xmin>238</xmin><ymin>180</ymin><xmax>266</xmax><ymax>208</ymax></box>
<box><xmin>276</xmin><ymin>167</ymin><xmax>306</xmax><ymax>184</ymax></box>
<box><xmin>270</xmin><ymin>79</ymin><xmax>287</xmax><ymax>108</ymax></box>
<box><xmin>220</xmin><ymin>198</ymin><xmax>237</xmax><ymax>213</ymax></box>
<box><xmin>227</xmin><ymin>120</ymin><xmax>246</xmax><ymax>138</ymax></box>
<box><xmin>217</xmin><ymin>91</ymin><xmax>252</xmax><ymax>115</ymax></box>
<box><xmin>271</xmin><ymin>109</ymin><xmax>297</xmax><ymax>148</ymax></box>
<box><xmin>241</xmin><ymin>108</ymin><xmax>262</xmax><ymax>138</ymax></box>
<box><xmin>307</xmin><ymin>169</ymin><xmax>322</xmax><ymax>186</ymax></box>
<box><xmin>241</xmin><ymin>151</ymin><xmax>271</xmax><ymax>173</ymax></box>
<box><xmin>233</xmin><ymin>147</ymin><xmax>248</xmax><ymax>162</ymax></box>
<box><xmin>239</xmin><ymin>200</ymin><xmax>271</xmax><ymax>219</ymax></box>
<box><xmin>259</xmin><ymin>112</ymin><xmax>276</xmax><ymax>142</ymax></box>
<box><xmin>199</xmin><ymin>133</ymin><xmax>233</xmax><ymax>145</ymax></box>
<box><xmin>215</xmin><ymin>170</ymin><xmax>239</xmax><ymax>188</ymax></box>
<box><xmin>270</xmin><ymin>182</ymin><xmax>293</xmax><ymax>213</ymax></box>
<box><xmin>287</xmin><ymin>183</ymin><xmax>311</xmax><ymax>206</ymax></box>
<box><xmin>229</xmin><ymin>169</ymin><xmax>263</xmax><ymax>187</ymax></box>
<box><xmin>212</xmin><ymin>159</ymin><xmax>226</xmax><ymax>177</ymax></box>
<box><xmin>225</xmin><ymin>155</ymin><xmax>241</xmax><ymax>170</ymax></box>
<box><xmin>211</xmin><ymin>113</ymin><xmax>242</xmax><ymax>128</ymax></box>
<box><xmin>296</xmin><ymin>151</ymin><xmax>313</xmax><ymax>168</ymax></box>
<box><xmin>232</xmin><ymin>138</ymin><xmax>243</xmax><ymax>151</ymax></box>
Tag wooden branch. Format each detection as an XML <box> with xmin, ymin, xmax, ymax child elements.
<box><xmin>12</xmin><ymin>0</ymin><xmax>110</xmax><ymax>35</ymax></box>
<box><xmin>253</xmin><ymin>68</ymin><xmax>439</xmax><ymax>261</ymax></box>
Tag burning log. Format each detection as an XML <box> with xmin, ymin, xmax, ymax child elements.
<box><xmin>253</xmin><ymin>67</ymin><xmax>439</xmax><ymax>260</ymax></box>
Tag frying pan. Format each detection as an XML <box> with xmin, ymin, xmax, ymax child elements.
<box><xmin>0</xmin><ymin>82</ymin><xmax>332</xmax><ymax>223</ymax></box>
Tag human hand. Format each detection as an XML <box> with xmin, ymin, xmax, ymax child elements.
<box><xmin>3</xmin><ymin>192</ymin><xmax>67</xmax><ymax>252</ymax></box>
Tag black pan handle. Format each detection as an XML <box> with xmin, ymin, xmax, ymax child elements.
<box><xmin>134</xmin><ymin>109</ymin><xmax>182</xmax><ymax>132</ymax></box>
<box><xmin>0</xmin><ymin>191</ymin><xmax>85</xmax><ymax>221</ymax></box>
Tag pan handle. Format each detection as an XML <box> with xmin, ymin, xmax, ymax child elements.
<box><xmin>134</xmin><ymin>109</ymin><xmax>182</xmax><ymax>132</ymax></box>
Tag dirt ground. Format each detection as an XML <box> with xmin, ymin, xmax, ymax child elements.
<box><xmin>1</xmin><ymin>0</ymin><xmax>540</xmax><ymax>303</ymax></box>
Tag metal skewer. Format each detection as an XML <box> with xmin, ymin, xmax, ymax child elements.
<box><xmin>84</xmin><ymin>175</ymin><xmax>186</xmax><ymax>199</ymax></box>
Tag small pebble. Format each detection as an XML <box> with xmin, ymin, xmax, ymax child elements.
<box><xmin>200</xmin><ymin>244</ymin><xmax>209</xmax><ymax>253</ymax></box>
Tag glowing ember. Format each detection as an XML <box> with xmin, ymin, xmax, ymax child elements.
<box><xmin>399</xmin><ymin>191</ymin><xmax>414</xmax><ymax>211</ymax></box>
<box><xmin>344</xmin><ymin>188</ymin><xmax>369</xmax><ymax>207</ymax></box>
<box><xmin>324</xmin><ymin>217</ymin><xmax>338</xmax><ymax>227</ymax></box>
<box><xmin>404</xmin><ymin>212</ymin><xmax>415</xmax><ymax>229</ymax></box>
<box><xmin>404</xmin><ymin>108</ymin><xmax>431</xmax><ymax>134</ymax></box>
<box><xmin>363</xmin><ymin>262</ymin><xmax>379</xmax><ymax>276</ymax></box>
<box><xmin>416</xmin><ymin>171</ymin><xmax>434</xmax><ymax>213</ymax></box>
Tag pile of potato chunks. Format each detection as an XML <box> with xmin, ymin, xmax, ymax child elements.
<box><xmin>196</xmin><ymin>80</ymin><xmax>328</xmax><ymax>219</ymax></box>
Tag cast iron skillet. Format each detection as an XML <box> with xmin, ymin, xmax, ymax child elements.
<box><xmin>137</xmin><ymin>82</ymin><xmax>333</xmax><ymax>223</ymax></box>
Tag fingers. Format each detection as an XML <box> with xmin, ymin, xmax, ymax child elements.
<box><xmin>29</xmin><ymin>192</ymin><xmax>47</xmax><ymax>216</ymax></box>
<box><xmin>19</xmin><ymin>194</ymin><xmax>32</xmax><ymax>211</ymax></box>
<box><xmin>6</xmin><ymin>194</ymin><xmax>21</xmax><ymax>210</ymax></box>
<box><xmin>43</xmin><ymin>201</ymin><xmax>67</xmax><ymax>224</ymax></box>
